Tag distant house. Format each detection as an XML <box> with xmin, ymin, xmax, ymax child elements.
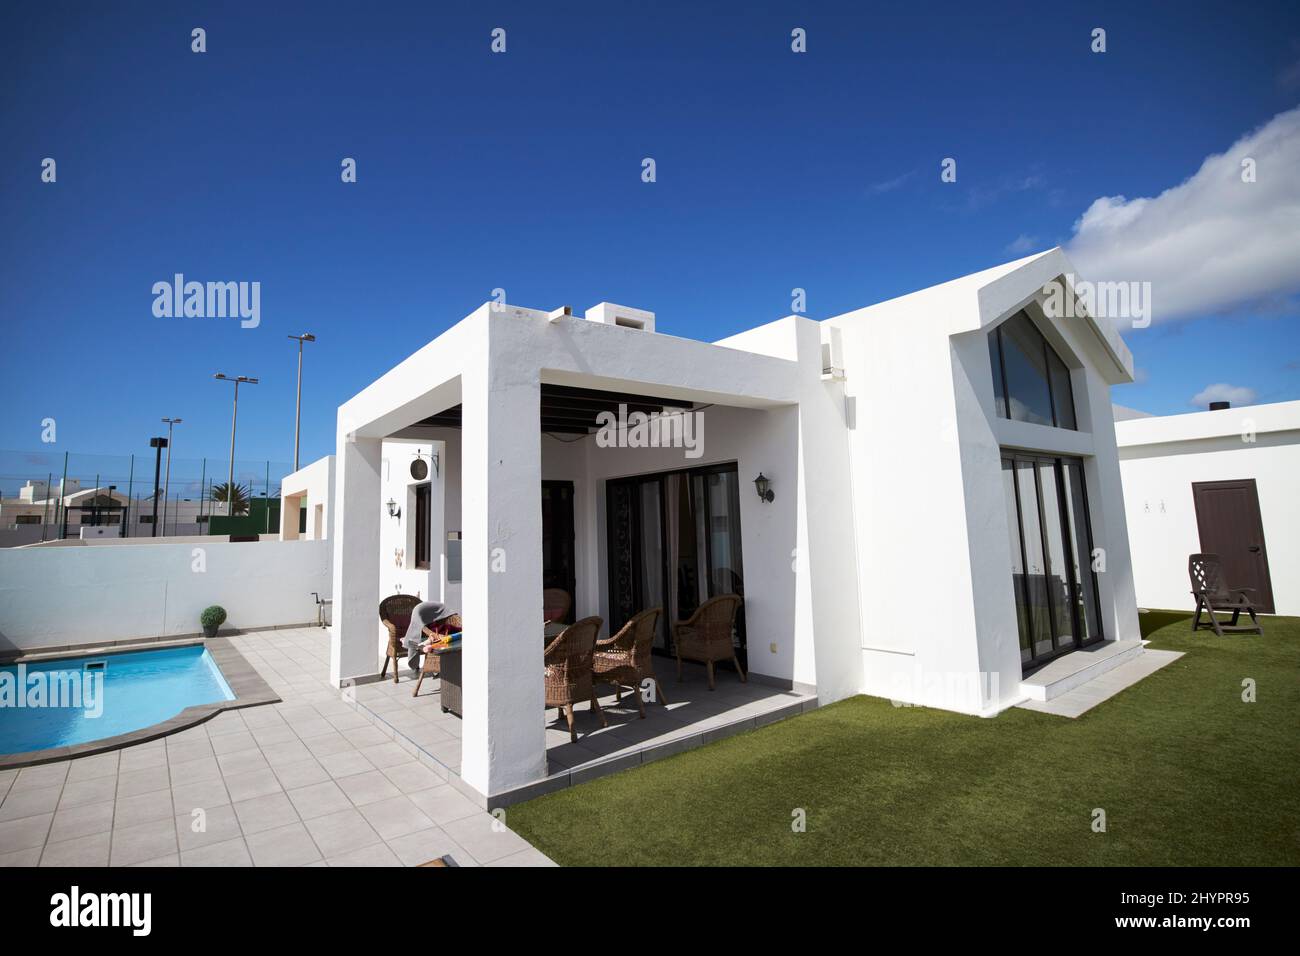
<box><xmin>1116</xmin><ymin>400</ymin><xmax>1299</xmax><ymax>615</ymax></box>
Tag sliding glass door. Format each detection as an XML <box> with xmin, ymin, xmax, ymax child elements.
<box><xmin>606</xmin><ymin>463</ymin><xmax>746</xmax><ymax>664</ymax></box>
<box><xmin>1001</xmin><ymin>453</ymin><xmax>1103</xmax><ymax>669</ymax></box>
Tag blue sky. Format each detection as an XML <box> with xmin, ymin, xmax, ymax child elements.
<box><xmin>1</xmin><ymin>0</ymin><xmax>1297</xmax><ymax>476</ymax></box>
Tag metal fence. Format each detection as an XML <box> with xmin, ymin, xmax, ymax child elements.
<box><xmin>0</xmin><ymin>448</ymin><xmax>294</xmax><ymax>545</ymax></box>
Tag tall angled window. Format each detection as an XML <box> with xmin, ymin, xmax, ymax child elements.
<box><xmin>988</xmin><ymin>311</ymin><xmax>1078</xmax><ymax>430</ymax></box>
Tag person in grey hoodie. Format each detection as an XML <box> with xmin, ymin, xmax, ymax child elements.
<box><xmin>402</xmin><ymin>601</ymin><xmax>458</xmax><ymax>671</ymax></box>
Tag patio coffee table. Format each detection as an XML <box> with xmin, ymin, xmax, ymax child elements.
<box><xmin>429</xmin><ymin>644</ymin><xmax>462</xmax><ymax>717</ymax></box>
<box><xmin>434</xmin><ymin>625</ymin><xmax>569</xmax><ymax>720</ymax></box>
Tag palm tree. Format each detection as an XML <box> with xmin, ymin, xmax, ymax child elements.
<box><xmin>211</xmin><ymin>481</ymin><xmax>252</xmax><ymax>516</ymax></box>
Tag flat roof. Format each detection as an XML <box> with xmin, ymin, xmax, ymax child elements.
<box><xmin>1114</xmin><ymin>400</ymin><xmax>1300</xmax><ymax>446</ymax></box>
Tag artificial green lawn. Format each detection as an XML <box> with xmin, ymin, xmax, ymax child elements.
<box><xmin>508</xmin><ymin>611</ymin><xmax>1300</xmax><ymax>866</ymax></box>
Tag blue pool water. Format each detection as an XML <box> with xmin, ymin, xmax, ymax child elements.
<box><xmin>0</xmin><ymin>645</ymin><xmax>234</xmax><ymax>755</ymax></box>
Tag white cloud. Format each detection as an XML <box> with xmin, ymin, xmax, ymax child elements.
<box><xmin>866</xmin><ymin>170</ymin><xmax>915</xmax><ymax>195</ymax></box>
<box><xmin>1190</xmin><ymin>383</ymin><xmax>1257</xmax><ymax>408</ymax></box>
<box><xmin>1005</xmin><ymin>233</ymin><xmax>1039</xmax><ymax>254</ymax></box>
<box><xmin>1065</xmin><ymin>106</ymin><xmax>1300</xmax><ymax>323</ymax></box>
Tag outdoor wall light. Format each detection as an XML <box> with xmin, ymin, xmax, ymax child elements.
<box><xmin>753</xmin><ymin>473</ymin><xmax>774</xmax><ymax>503</ymax></box>
<box><xmin>386</xmin><ymin>498</ymin><xmax>401</xmax><ymax>519</ymax></box>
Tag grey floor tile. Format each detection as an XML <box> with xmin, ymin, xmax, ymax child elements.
<box><xmin>168</xmin><ymin>754</ymin><xmax>223</xmax><ymax>784</ymax></box>
<box><xmin>171</xmin><ymin>776</ymin><xmax>232</xmax><ymax>814</ymax></box>
<box><xmin>326</xmin><ymin>842</ymin><xmax>402</xmax><ymax>867</ymax></box>
<box><xmin>486</xmin><ymin>847</ymin><xmax>558</xmax><ymax>867</ymax></box>
<box><xmin>318</xmin><ymin>750</ymin><xmax>373</xmax><ymax>779</ymax></box>
<box><xmin>118</xmin><ymin>746</ymin><xmax>168</xmax><ymax>773</ymax></box>
<box><xmin>176</xmin><ymin>803</ymin><xmax>242</xmax><ymax>852</ymax></box>
<box><xmin>216</xmin><ymin>749</ymin><xmax>271</xmax><ymax>777</ymax></box>
<box><xmin>0</xmin><ymin>785</ymin><xmax>63</xmax><ymax>822</ymax></box>
<box><xmin>209</xmin><ymin>730</ymin><xmax>259</xmax><ymax>755</ymax></box>
<box><xmin>336</xmin><ymin>770</ymin><xmax>401</xmax><ymax>807</ymax></box>
<box><xmin>58</xmin><ymin>774</ymin><xmax>118</xmax><ymax>809</ymax></box>
<box><xmin>40</xmin><ymin>831</ymin><xmax>112</xmax><ymax>867</ymax></box>
<box><xmin>113</xmin><ymin>789</ymin><xmax>175</xmax><ymax>829</ymax></box>
<box><xmin>303</xmin><ymin>808</ymin><xmax>382</xmax><ymax>857</ymax></box>
<box><xmin>222</xmin><ymin>768</ymin><xmax>284</xmax><ymax>803</ymax></box>
<box><xmin>406</xmin><ymin>785</ymin><xmax>481</xmax><ymax>826</ymax></box>
<box><xmin>0</xmin><ymin>846</ymin><xmax>43</xmax><ymax>866</ymax></box>
<box><xmin>286</xmin><ymin>781</ymin><xmax>353</xmax><ymax>820</ymax></box>
<box><xmin>116</xmin><ymin>765</ymin><xmax>171</xmax><ymax>798</ymax></box>
<box><xmin>245</xmin><ymin>822</ymin><xmax>323</xmax><ymax>867</ymax></box>
<box><xmin>48</xmin><ymin>800</ymin><xmax>115</xmax><ymax>843</ymax></box>
<box><xmin>385</xmin><ymin>826</ymin><xmax>476</xmax><ymax>867</ymax></box>
<box><xmin>181</xmin><ymin>836</ymin><xmax>252</xmax><ymax>867</ymax></box>
<box><xmin>379</xmin><ymin>761</ymin><xmax>444</xmax><ymax>794</ymax></box>
<box><xmin>358</xmin><ymin>795</ymin><xmax>435</xmax><ymax>841</ymax></box>
<box><xmin>359</xmin><ymin>742</ymin><xmax>412</xmax><ymax>769</ymax></box>
<box><xmin>441</xmin><ymin>814</ymin><xmax>534</xmax><ymax>864</ymax></box>
<box><xmin>271</xmin><ymin>758</ymin><xmax>332</xmax><ymax>790</ymax></box>
<box><xmin>232</xmin><ymin>792</ymin><xmax>299</xmax><ymax>835</ymax></box>
<box><xmin>111</xmin><ymin>817</ymin><xmax>178</xmax><ymax>866</ymax></box>
<box><xmin>260</xmin><ymin>739</ymin><xmax>314</xmax><ymax>768</ymax></box>
<box><xmin>13</xmin><ymin>763</ymin><xmax>70</xmax><ymax>791</ymax></box>
<box><xmin>0</xmin><ymin>813</ymin><xmax>54</xmax><ymax>853</ymax></box>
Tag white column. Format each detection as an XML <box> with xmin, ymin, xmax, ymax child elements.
<box><xmin>330</xmin><ymin>435</ymin><xmax>383</xmax><ymax>686</ymax></box>
<box><xmin>459</xmin><ymin>360</ymin><xmax>547</xmax><ymax>797</ymax></box>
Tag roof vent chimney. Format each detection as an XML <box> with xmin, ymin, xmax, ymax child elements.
<box><xmin>1208</xmin><ymin>401</ymin><xmax>1230</xmax><ymax>411</ymax></box>
<box><xmin>584</xmin><ymin>303</ymin><xmax>655</xmax><ymax>334</ymax></box>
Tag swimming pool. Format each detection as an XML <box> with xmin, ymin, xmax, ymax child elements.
<box><xmin>0</xmin><ymin>645</ymin><xmax>235</xmax><ymax>755</ymax></box>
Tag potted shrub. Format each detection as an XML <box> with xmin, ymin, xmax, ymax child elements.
<box><xmin>200</xmin><ymin>605</ymin><xmax>227</xmax><ymax>638</ymax></box>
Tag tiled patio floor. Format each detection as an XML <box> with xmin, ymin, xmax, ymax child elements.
<box><xmin>0</xmin><ymin>627</ymin><xmax>553</xmax><ymax>867</ymax></box>
<box><xmin>1</xmin><ymin>627</ymin><xmax>815</xmax><ymax>866</ymax></box>
<box><xmin>349</xmin><ymin>639</ymin><xmax>818</xmax><ymax>798</ymax></box>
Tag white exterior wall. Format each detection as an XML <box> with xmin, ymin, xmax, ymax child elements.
<box><xmin>0</xmin><ymin>539</ymin><xmax>330</xmax><ymax>654</ymax></box>
<box><xmin>1117</xmin><ymin>402</ymin><xmax>1300</xmax><ymax>615</ymax></box>
<box><xmin>280</xmin><ymin>455</ymin><xmax>335</xmax><ymax>542</ymax></box>
<box><xmin>826</xmin><ymin>249</ymin><xmax>1139</xmax><ymax>714</ymax></box>
<box><xmin>377</xmin><ymin>439</ymin><xmax>445</xmax><ymax>603</ymax></box>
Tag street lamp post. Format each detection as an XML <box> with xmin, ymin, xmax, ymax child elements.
<box><xmin>161</xmin><ymin>417</ymin><xmax>182</xmax><ymax>535</ymax></box>
<box><xmin>214</xmin><ymin>374</ymin><xmax>259</xmax><ymax>516</ymax></box>
<box><xmin>148</xmin><ymin>437</ymin><xmax>167</xmax><ymax>537</ymax></box>
<box><xmin>287</xmin><ymin>334</ymin><xmax>316</xmax><ymax>472</ymax></box>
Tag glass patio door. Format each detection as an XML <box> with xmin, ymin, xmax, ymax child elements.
<box><xmin>1001</xmin><ymin>453</ymin><xmax>1103</xmax><ymax>669</ymax></box>
<box><xmin>606</xmin><ymin>463</ymin><xmax>746</xmax><ymax>664</ymax></box>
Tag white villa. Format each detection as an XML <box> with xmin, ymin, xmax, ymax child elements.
<box><xmin>327</xmin><ymin>248</ymin><xmax>1144</xmax><ymax>804</ymax></box>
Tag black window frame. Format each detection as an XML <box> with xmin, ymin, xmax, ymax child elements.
<box><xmin>413</xmin><ymin>483</ymin><xmax>431</xmax><ymax>570</ymax></box>
<box><xmin>988</xmin><ymin>311</ymin><xmax>1079</xmax><ymax>431</ymax></box>
<box><xmin>1003</xmin><ymin>451</ymin><xmax>1104</xmax><ymax>672</ymax></box>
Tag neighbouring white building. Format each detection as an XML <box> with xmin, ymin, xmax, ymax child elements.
<box><xmin>1116</xmin><ymin>400</ymin><xmax>1299</xmax><ymax>616</ymax></box>
<box><xmin>0</xmin><ymin>481</ymin><xmax>219</xmax><ymax>547</ymax></box>
<box><xmin>327</xmin><ymin>248</ymin><xmax>1146</xmax><ymax>805</ymax></box>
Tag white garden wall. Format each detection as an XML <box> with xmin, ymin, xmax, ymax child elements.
<box><xmin>1117</xmin><ymin>401</ymin><xmax>1300</xmax><ymax>616</ymax></box>
<box><xmin>0</xmin><ymin>538</ymin><xmax>330</xmax><ymax>654</ymax></box>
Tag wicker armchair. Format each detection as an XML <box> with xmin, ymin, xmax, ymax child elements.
<box><xmin>414</xmin><ymin>613</ymin><xmax>462</xmax><ymax>698</ymax></box>
<box><xmin>673</xmin><ymin>594</ymin><xmax>745</xmax><ymax>691</ymax></box>
<box><xmin>593</xmin><ymin>607</ymin><xmax>666</xmax><ymax>718</ymax></box>
<box><xmin>543</xmin><ymin>588</ymin><xmax>572</xmax><ymax>624</ymax></box>
<box><xmin>379</xmin><ymin>594</ymin><xmax>421</xmax><ymax>684</ymax></box>
<box><xmin>544</xmin><ymin>616</ymin><xmax>608</xmax><ymax>742</ymax></box>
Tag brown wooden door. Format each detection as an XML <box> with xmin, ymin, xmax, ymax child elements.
<box><xmin>1192</xmin><ymin>479</ymin><xmax>1275</xmax><ymax>613</ymax></box>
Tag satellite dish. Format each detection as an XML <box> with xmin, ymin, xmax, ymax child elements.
<box><xmin>410</xmin><ymin>457</ymin><xmax>429</xmax><ymax>481</ymax></box>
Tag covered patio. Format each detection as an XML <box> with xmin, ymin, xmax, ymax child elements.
<box><xmin>331</xmin><ymin>302</ymin><xmax>858</xmax><ymax>805</ymax></box>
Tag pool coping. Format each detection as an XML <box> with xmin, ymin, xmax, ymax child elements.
<box><xmin>0</xmin><ymin>636</ymin><xmax>280</xmax><ymax>770</ymax></box>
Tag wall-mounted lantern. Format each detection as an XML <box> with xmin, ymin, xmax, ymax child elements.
<box><xmin>753</xmin><ymin>472</ymin><xmax>774</xmax><ymax>504</ymax></box>
<box><xmin>386</xmin><ymin>498</ymin><xmax>401</xmax><ymax>519</ymax></box>
<box><xmin>411</xmin><ymin>451</ymin><xmax>440</xmax><ymax>480</ymax></box>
